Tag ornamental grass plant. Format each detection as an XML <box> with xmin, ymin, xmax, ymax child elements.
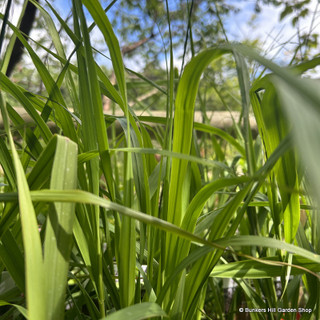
<box><xmin>1</xmin><ymin>1</ymin><xmax>320</xmax><ymax>320</ymax></box>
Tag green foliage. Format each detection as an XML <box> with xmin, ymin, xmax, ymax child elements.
<box><xmin>0</xmin><ymin>1</ymin><xmax>320</xmax><ymax>320</ymax></box>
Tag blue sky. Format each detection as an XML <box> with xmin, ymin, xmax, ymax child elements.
<box><xmin>226</xmin><ymin>1</ymin><xmax>320</xmax><ymax>63</ymax></box>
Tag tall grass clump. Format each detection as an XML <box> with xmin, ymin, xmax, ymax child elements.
<box><xmin>1</xmin><ymin>1</ymin><xmax>320</xmax><ymax>319</ymax></box>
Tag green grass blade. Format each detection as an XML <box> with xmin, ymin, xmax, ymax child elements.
<box><xmin>274</xmin><ymin>77</ymin><xmax>320</xmax><ymax>204</ymax></box>
<box><xmin>7</xmin><ymin>103</ymin><xmax>43</xmax><ymax>157</ymax></box>
<box><xmin>233</xmin><ymin>51</ymin><xmax>255</xmax><ymax>174</ymax></box>
<box><xmin>74</xmin><ymin>2</ymin><xmax>110</xmax><ymax>157</ymax></box>
<box><xmin>0</xmin><ymin>231</ymin><xmax>25</xmax><ymax>291</ymax></box>
<box><xmin>0</xmin><ymin>94</ymin><xmax>45</xmax><ymax>319</ymax></box>
<box><xmin>0</xmin><ymin>135</ymin><xmax>61</xmax><ymax>236</ymax></box>
<box><xmin>165</xmin><ymin>49</ymin><xmax>229</xmax><ymax>293</ymax></box>
<box><xmin>81</xmin><ymin>0</ymin><xmax>126</xmax><ymax>101</ymax></box>
<box><xmin>4</xmin><ymin>188</ymin><xmax>318</xmax><ymax>268</ymax></box>
<box><xmin>114</xmin><ymin>147</ymin><xmax>231</xmax><ymax>172</ymax></box>
<box><xmin>81</xmin><ymin>0</ymin><xmax>138</xmax><ymax>308</ymax></box>
<box><xmin>219</xmin><ymin>235</ymin><xmax>320</xmax><ymax>265</ymax></box>
<box><xmin>0</xmin><ymin>73</ymin><xmax>52</xmax><ymax>142</ymax></box>
<box><xmin>174</xmin><ymin>177</ymin><xmax>251</xmax><ymax>269</ymax></box>
<box><xmin>0</xmin><ymin>301</ymin><xmax>28</xmax><ymax>318</ymax></box>
<box><xmin>211</xmin><ymin>255</ymin><xmax>320</xmax><ymax>279</ymax></box>
<box><xmin>0</xmin><ymin>0</ymin><xmax>28</xmax><ymax>74</ymax></box>
<box><xmin>0</xmin><ymin>0</ymin><xmax>11</xmax><ymax>55</ymax></box>
<box><xmin>1</xmin><ymin>189</ymin><xmax>225</xmax><ymax>250</ymax></box>
<box><xmin>2</xmin><ymin>189</ymin><xmax>320</xmax><ymax>275</ymax></box>
<box><xmin>251</xmin><ymin>76</ymin><xmax>300</xmax><ymax>242</ymax></box>
<box><xmin>2</xmin><ymin>16</ymin><xmax>77</xmax><ymax>141</ymax></box>
<box><xmin>289</xmin><ymin>56</ymin><xmax>320</xmax><ymax>74</ymax></box>
<box><xmin>0</xmin><ymin>137</ymin><xmax>16</xmax><ymax>189</ymax></box>
<box><xmin>168</xmin><ymin>48</ymin><xmax>228</xmax><ymax>227</ymax></box>
<box><xmin>104</xmin><ymin>302</ymin><xmax>168</xmax><ymax>320</ymax></box>
<box><xmin>43</xmin><ymin>135</ymin><xmax>78</xmax><ymax>320</ymax></box>
<box><xmin>137</xmin><ymin>115</ymin><xmax>245</xmax><ymax>155</ymax></box>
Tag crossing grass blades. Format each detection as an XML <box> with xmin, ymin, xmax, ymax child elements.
<box><xmin>1</xmin><ymin>1</ymin><xmax>320</xmax><ymax>319</ymax></box>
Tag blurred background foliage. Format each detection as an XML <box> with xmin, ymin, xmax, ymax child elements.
<box><xmin>1</xmin><ymin>0</ymin><xmax>319</xmax><ymax>113</ymax></box>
